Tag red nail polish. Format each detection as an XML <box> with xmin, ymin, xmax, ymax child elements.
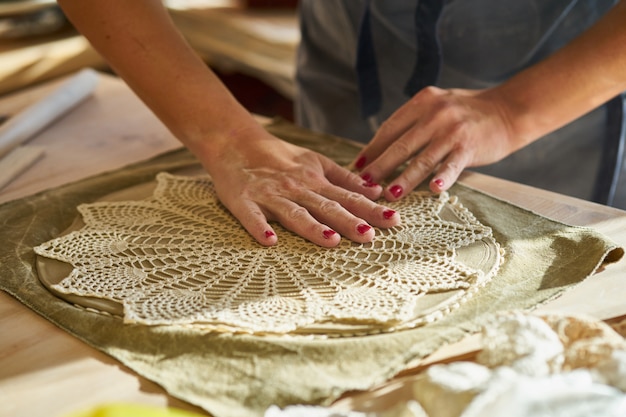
<box><xmin>264</xmin><ymin>230</ymin><xmax>276</xmax><ymax>238</ymax></box>
<box><xmin>357</xmin><ymin>224</ymin><xmax>371</xmax><ymax>234</ymax></box>
<box><xmin>389</xmin><ymin>185</ymin><xmax>403</xmax><ymax>198</ymax></box>
<box><xmin>361</xmin><ymin>173</ymin><xmax>379</xmax><ymax>187</ymax></box>
<box><xmin>355</xmin><ymin>156</ymin><xmax>367</xmax><ymax>170</ymax></box>
<box><xmin>383</xmin><ymin>209</ymin><xmax>396</xmax><ymax>219</ymax></box>
<box><xmin>433</xmin><ymin>178</ymin><xmax>444</xmax><ymax>188</ymax></box>
<box><xmin>323</xmin><ymin>229</ymin><xmax>337</xmax><ymax>239</ymax></box>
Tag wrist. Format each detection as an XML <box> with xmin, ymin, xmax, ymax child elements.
<box><xmin>184</xmin><ymin>113</ymin><xmax>268</xmax><ymax>174</ymax></box>
<box><xmin>478</xmin><ymin>86</ymin><xmax>537</xmax><ymax>153</ymax></box>
<box><xmin>483</xmin><ymin>78</ymin><xmax>567</xmax><ymax>152</ymax></box>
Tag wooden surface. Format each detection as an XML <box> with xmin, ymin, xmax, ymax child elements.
<box><xmin>0</xmin><ymin>73</ymin><xmax>182</xmax><ymax>205</ymax></box>
<box><xmin>1</xmin><ymin>73</ymin><xmax>625</xmax><ymax>417</ymax></box>
<box><xmin>0</xmin><ymin>2</ymin><xmax>296</xmax><ymax>97</ymax></box>
<box><xmin>168</xmin><ymin>6</ymin><xmax>298</xmax><ymax>99</ymax></box>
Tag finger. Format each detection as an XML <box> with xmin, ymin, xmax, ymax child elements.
<box><xmin>316</xmin><ymin>157</ymin><xmax>401</xmax><ymax>230</ymax></box>
<box><xmin>429</xmin><ymin>150</ymin><xmax>470</xmax><ymax>193</ymax></box>
<box><xmin>383</xmin><ymin>138</ymin><xmax>451</xmax><ymax>201</ymax></box>
<box><xmin>285</xmin><ymin>189</ymin><xmax>375</xmax><ymax>244</ymax></box>
<box><xmin>321</xmin><ymin>156</ymin><xmax>383</xmax><ymax>201</ymax></box>
<box><xmin>224</xmin><ymin>199</ymin><xmax>279</xmax><ymax>247</ymax></box>
<box><xmin>320</xmin><ymin>183</ymin><xmax>401</xmax><ymax>230</ymax></box>
<box><xmin>313</xmin><ymin>204</ymin><xmax>375</xmax><ymax>244</ymax></box>
<box><xmin>352</xmin><ymin>86</ymin><xmax>443</xmax><ymax>172</ymax></box>
<box><xmin>352</xmin><ymin>103</ymin><xmax>417</xmax><ymax>172</ymax></box>
<box><xmin>267</xmin><ymin>196</ymin><xmax>343</xmax><ymax>247</ymax></box>
<box><xmin>361</xmin><ymin>122</ymin><xmax>436</xmax><ymax>186</ymax></box>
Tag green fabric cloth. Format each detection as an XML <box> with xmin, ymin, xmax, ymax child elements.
<box><xmin>1</xmin><ymin>120</ymin><xmax>623</xmax><ymax>417</ymax></box>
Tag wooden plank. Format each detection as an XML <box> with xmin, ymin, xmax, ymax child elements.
<box><xmin>0</xmin><ymin>145</ymin><xmax>44</xmax><ymax>190</ymax></box>
<box><xmin>0</xmin><ymin>35</ymin><xmax>106</xmax><ymax>96</ymax></box>
<box><xmin>0</xmin><ymin>72</ymin><xmax>182</xmax><ymax>205</ymax></box>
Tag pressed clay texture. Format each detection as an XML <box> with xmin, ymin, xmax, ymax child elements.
<box><xmin>34</xmin><ymin>172</ymin><xmax>503</xmax><ymax>335</ymax></box>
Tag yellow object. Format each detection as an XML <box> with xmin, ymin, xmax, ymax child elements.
<box><xmin>65</xmin><ymin>403</ymin><xmax>206</xmax><ymax>417</ymax></box>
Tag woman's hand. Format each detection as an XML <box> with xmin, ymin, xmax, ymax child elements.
<box><xmin>353</xmin><ymin>86</ymin><xmax>518</xmax><ymax>200</ymax></box>
<box><xmin>354</xmin><ymin>1</ymin><xmax>626</xmax><ymax>200</ymax></box>
<box><xmin>200</xmin><ymin>124</ymin><xmax>400</xmax><ymax>247</ymax></box>
<box><xmin>56</xmin><ymin>0</ymin><xmax>400</xmax><ymax>247</ymax></box>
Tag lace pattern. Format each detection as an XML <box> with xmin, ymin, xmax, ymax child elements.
<box><xmin>34</xmin><ymin>172</ymin><xmax>503</xmax><ymax>335</ymax></box>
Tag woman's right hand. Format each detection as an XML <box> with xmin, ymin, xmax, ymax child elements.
<box><xmin>57</xmin><ymin>0</ymin><xmax>400</xmax><ymax>247</ymax></box>
<box><xmin>198</xmin><ymin>123</ymin><xmax>400</xmax><ymax>247</ymax></box>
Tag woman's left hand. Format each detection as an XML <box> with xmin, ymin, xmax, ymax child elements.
<box><xmin>352</xmin><ymin>86</ymin><xmax>520</xmax><ymax>200</ymax></box>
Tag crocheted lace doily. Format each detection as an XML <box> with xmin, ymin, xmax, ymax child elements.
<box><xmin>34</xmin><ymin>172</ymin><xmax>503</xmax><ymax>336</ymax></box>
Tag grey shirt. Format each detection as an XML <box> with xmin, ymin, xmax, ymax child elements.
<box><xmin>294</xmin><ymin>0</ymin><xmax>624</xmax><ymax>204</ymax></box>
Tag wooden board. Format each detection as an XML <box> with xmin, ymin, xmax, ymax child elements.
<box><xmin>0</xmin><ymin>72</ymin><xmax>182</xmax><ymax>205</ymax></box>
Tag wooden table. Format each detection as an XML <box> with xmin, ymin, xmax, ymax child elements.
<box><xmin>1</xmin><ymin>73</ymin><xmax>625</xmax><ymax>417</ymax></box>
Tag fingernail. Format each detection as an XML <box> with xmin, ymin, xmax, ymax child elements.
<box><xmin>433</xmin><ymin>178</ymin><xmax>444</xmax><ymax>188</ymax></box>
<box><xmin>357</xmin><ymin>224</ymin><xmax>372</xmax><ymax>234</ymax></box>
<box><xmin>323</xmin><ymin>229</ymin><xmax>337</xmax><ymax>239</ymax></box>
<box><xmin>355</xmin><ymin>155</ymin><xmax>367</xmax><ymax>170</ymax></box>
<box><xmin>383</xmin><ymin>209</ymin><xmax>396</xmax><ymax>219</ymax></box>
<box><xmin>361</xmin><ymin>173</ymin><xmax>379</xmax><ymax>187</ymax></box>
<box><xmin>389</xmin><ymin>185</ymin><xmax>403</xmax><ymax>198</ymax></box>
<box><xmin>264</xmin><ymin>230</ymin><xmax>276</xmax><ymax>238</ymax></box>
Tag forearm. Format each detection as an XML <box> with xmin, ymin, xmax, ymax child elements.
<box><xmin>56</xmin><ymin>1</ymin><xmax>399</xmax><ymax>247</ymax></box>
<box><xmin>57</xmin><ymin>0</ymin><xmax>262</xmax><ymax>162</ymax></box>
<box><xmin>493</xmin><ymin>0</ymin><xmax>626</xmax><ymax>149</ymax></box>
